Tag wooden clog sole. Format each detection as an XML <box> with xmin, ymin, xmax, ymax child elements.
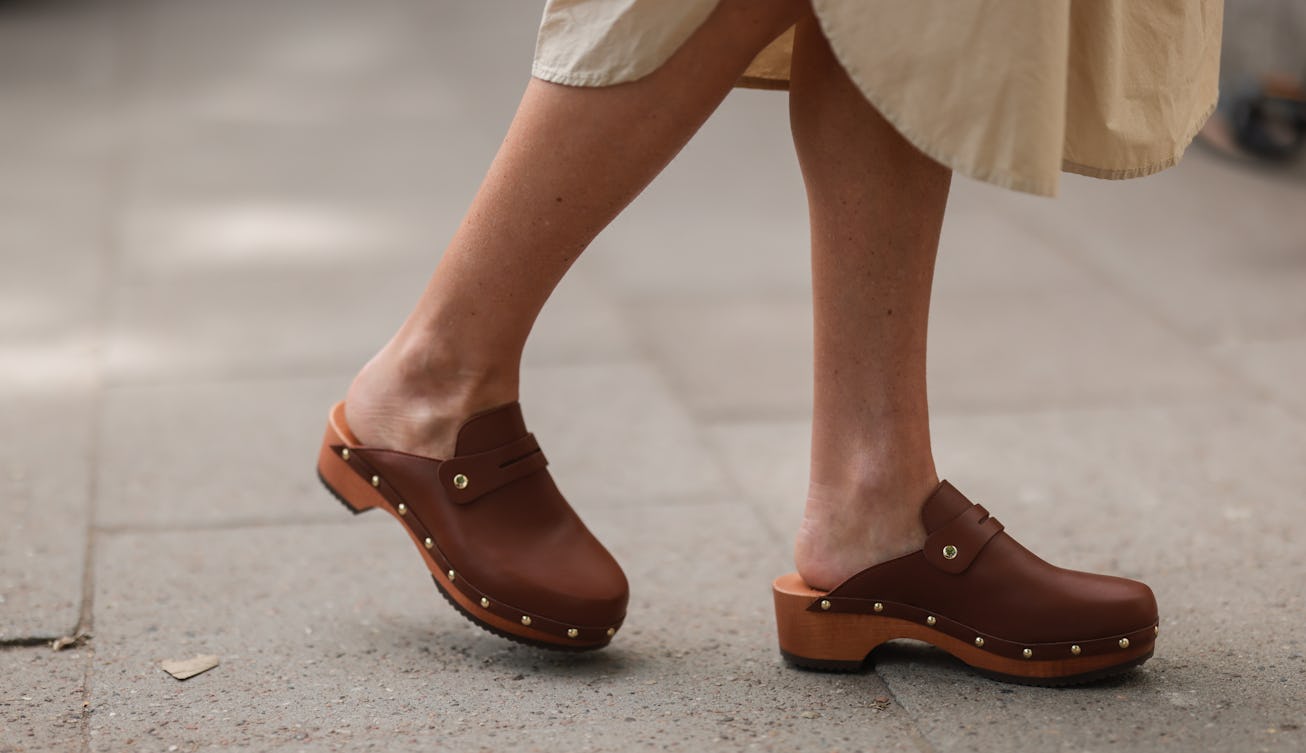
<box><xmin>773</xmin><ymin>572</ymin><xmax>1154</xmax><ymax>686</ymax></box>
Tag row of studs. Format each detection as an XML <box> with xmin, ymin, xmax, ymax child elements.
<box><xmin>445</xmin><ymin>560</ymin><xmax>618</xmax><ymax>640</ymax></box>
<box><xmin>817</xmin><ymin>598</ymin><xmax>1157</xmax><ymax>659</ymax></box>
<box><xmin>344</xmin><ymin>446</ymin><xmax>472</xmax><ymax>488</ymax></box>
<box><xmin>342</xmin><ymin>447</ymin><xmax>615</xmax><ymax>641</ymax></box>
<box><xmin>341</xmin><ymin>447</ymin><xmax>469</xmax><ymax>490</ymax></box>
<box><xmin>466</xmin><ymin>586</ymin><xmax>616</xmax><ymax>639</ymax></box>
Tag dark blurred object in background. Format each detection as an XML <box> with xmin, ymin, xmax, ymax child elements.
<box><xmin>1200</xmin><ymin>0</ymin><xmax>1306</xmax><ymax>166</ymax></box>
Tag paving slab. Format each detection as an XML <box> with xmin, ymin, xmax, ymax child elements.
<box><xmin>118</xmin><ymin>119</ymin><xmax>486</xmax><ymax>277</ymax></box>
<box><xmin>0</xmin><ymin>182</ymin><xmax>108</xmax><ymax>640</ymax></box>
<box><xmin>95</xmin><ymin>375</ymin><xmax>351</xmax><ymax>529</ymax></box>
<box><xmin>88</xmin><ymin>503</ymin><xmax>925</xmax><ymax>752</ymax></box>
<box><xmin>110</xmin><ymin>0</ymin><xmax>531</xmax><ymax>292</ymax></box>
<box><xmin>993</xmin><ymin>152</ymin><xmax>1306</xmax><ymax>346</ymax></box>
<box><xmin>927</xmin><ymin>281</ymin><xmax>1239</xmax><ymax>412</ymax></box>
<box><xmin>0</xmin><ymin>647</ymin><xmax>87</xmax><ymax>753</ymax></box>
<box><xmin>703</xmin><ymin>419</ymin><xmax>810</xmax><ymax>542</ymax></box>
<box><xmin>0</xmin><ymin>100</ymin><xmax>112</xmax><ymax>396</ymax></box>
<box><xmin>108</xmin><ymin>248</ymin><xmax>633</xmax><ymax>387</ymax></box>
<box><xmin>626</xmin><ymin>297</ymin><xmax>814</xmax><ymax>421</ymax></box>
<box><xmin>0</xmin><ymin>72</ymin><xmax>105</xmax><ymax>640</ymax></box>
<box><xmin>521</xmin><ymin>269</ymin><xmax>642</xmax><ymax>366</ymax></box>
<box><xmin>518</xmin><ymin>362</ymin><xmax>732</xmax><ymax>504</ymax></box>
<box><xmin>124</xmin><ymin>0</ymin><xmax>531</xmax><ymax>126</ymax></box>
<box><xmin>0</xmin><ymin>249</ymin><xmax>103</xmax><ymax>376</ymax></box>
<box><xmin>591</xmin><ymin>90</ymin><xmax>811</xmax><ymax>301</ymax></box>
<box><xmin>118</xmin><ymin>191</ymin><xmax>453</xmax><ymax>286</ymax></box>
<box><xmin>104</xmin><ymin>263</ymin><xmax>425</xmax><ymax>384</ymax></box>
<box><xmin>875</xmin><ymin>641</ymin><xmax>1303</xmax><ymax>753</ymax></box>
<box><xmin>0</xmin><ymin>391</ymin><xmax>94</xmax><ymax>641</ymax></box>
<box><xmin>1212</xmin><ymin>335</ymin><xmax>1306</xmax><ymax>414</ymax></box>
<box><xmin>0</xmin><ymin>2</ymin><xmax>119</xmax><ymax>256</ymax></box>
<box><xmin>933</xmin><ymin>182</ymin><xmax>1097</xmax><ymax>296</ymax></box>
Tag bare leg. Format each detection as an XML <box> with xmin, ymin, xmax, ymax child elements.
<box><xmin>788</xmin><ymin>14</ymin><xmax>953</xmax><ymax>589</ymax></box>
<box><xmin>347</xmin><ymin>0</ymin><xmax>804</xmax><ymax>457</ymax></box>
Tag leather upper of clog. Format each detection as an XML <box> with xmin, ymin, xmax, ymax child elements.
<box><xmin>815</xmin><ymin>481</ymin><xmax>1157</xmax><ymax>647</ymax></box>
<box><xmin>340</xmin><ymin>402</ymin><xmax>629</xmax><ymax>634</ymax></box>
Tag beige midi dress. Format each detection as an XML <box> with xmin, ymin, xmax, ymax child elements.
<box><xmin>531</xmin><ymin>0</ymin><xmax>1224</xmax><ymax>197</ymax></box>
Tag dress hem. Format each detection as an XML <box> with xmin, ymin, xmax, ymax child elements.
<box><xmin>1060</xmin><ymin>96</ymin><xmax>1218</xmax><ymax>181</ymax></box>
<box><xmin>533</xmin><ymin>2</ymin><xmax>1219</xmax><ymax>199</ymax></box>
<box><xmin>531</xmin><ymin>62</ymin><xmax>634</xmax><ymax>87</ymax></box>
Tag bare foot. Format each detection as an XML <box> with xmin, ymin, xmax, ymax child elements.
<box><xmin>793</xmin><ymin>473</ymin><xmax>938</xmax><ymax>590</ymax></box>
<box><xmin>343</xmin><ymin>335</ymin><xmax>519</xmax><ymax>459</ymax></box>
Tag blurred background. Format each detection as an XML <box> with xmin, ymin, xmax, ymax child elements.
<box><xmin>1</xmin><ymin>1</ymin><xmax>1304</xmax><ymax>752</ymax></box>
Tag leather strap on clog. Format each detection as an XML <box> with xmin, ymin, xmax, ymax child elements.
<box><xmin>437</xmin><ymin>433</ymin><xmax>548</xmax><ymax>505</ymax></box>
<box><xmin>923</xmin><ymin>504</ymin><xmax>1003</xmax><ymax>574</ymax></box>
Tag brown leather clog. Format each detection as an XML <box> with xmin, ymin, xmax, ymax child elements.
<box><xmin>316</xmin><ymin>401</ymin><xmax>628</xmax><ymax>650</ymax></box>
<box><xmin>773</xmin><ymin>481</ymin><xmax>1158</xmax><ymax>685</ymax></box>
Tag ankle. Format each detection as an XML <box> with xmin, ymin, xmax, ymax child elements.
<box><xmin>344</xmin><ymin>327</ymin><xmax>521</xmax><ymax>457</ymax></box>
<box><xmin>794</xmin><ymin>469</ymin><xmax>939</xmax><ymax>590</ymax></box>
<box><xmin>391</xmin><ymin>322</ymin><xmax>520</xmax><ymax>398</ymax></box>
